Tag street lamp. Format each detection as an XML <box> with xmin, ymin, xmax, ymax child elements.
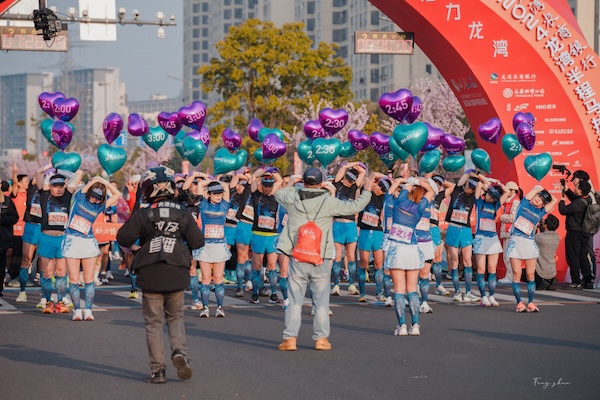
<box><xmin>167</xmin><ymin>75</ymin><xmax>193</xmax><ymax>104</ymax></box>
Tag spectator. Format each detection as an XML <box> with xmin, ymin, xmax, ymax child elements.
<box><xmin>534</xmin><ymin>214</ymin><xmax>560</xmax><ymax>291</ymax></box>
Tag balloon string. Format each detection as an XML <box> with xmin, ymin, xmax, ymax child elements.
<box><xmin>498</xmin><ymin>160</ymin><xmax>513</xmax><ymax>182</ymax></box>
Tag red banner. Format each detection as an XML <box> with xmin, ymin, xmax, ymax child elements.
<box><xmin>92</xmin><ymin>221</ymin><xmax>123</xmax><ymax>243</ymax></box>
<box><xmin>0</xmin><ymin>1</ymin><xmax>21</xmax><ymax>16</ymax></box>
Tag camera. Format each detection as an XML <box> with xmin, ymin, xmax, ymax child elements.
<box><xmin>552</xmin><ymin>164</ymin><xmax>571</xmax><ymax>192</ymax></box>
<box><xmin>33</xmin><ymin>7</ymin><xmax>67</xmax><ymax>40</ymax></box>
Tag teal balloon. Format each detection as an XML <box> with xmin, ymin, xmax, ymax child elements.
<box><xmin>97</xmin><ymin>144</ymin><xmax>127</xmax><ymax>176</ymax></box>
<box><xmin>182</xmin><ymin>136</ymin><xmax>207</xmax><ymax>167</ymax></box>
<box><xmin>419</xmin><ymin>149</ymin><xmax>441</xmax><ymax>174</ymax></box>
<box><xmin>253</xmin><ymin>148</ymin><xmax>277</xmax><ymax>164</ymax></box>
<box><xmin>392</xmin><ymin>121</ymin><xmax>428</xmax><ymax>157</ymax></box>
<box><xmin>339</xmin><ymin>141</ymin><xmax>358</xmax><ymax>158</ymax></box>
<box><xmin>501</xmin><ymin>133</ymin><xmax>523</xmax><ymax>161</ymax></box>
<box><xmin>442</xmin><ymin>155</ymin><xmax>466</xmax><ymax>172</ymax></box>
<box><xmin>214</xmin><ymin>147</ymin><xmax>248</xmax><ymax>175</ymax></box>
<box><xmin>143</xmin><ymin>126</ymin><xmax>168</xmax><ymax>152</ymax></box>
<box><xmin>312</xmin><ymin>138</ymin><xmax>341</xmax><ymax>167</ymax></box>
<box><xmin>297</xmin><ymin>140</ymin><xmax>316</xmax><ymax>165</ymax></box>
<box><xmin>471</xmin><ymin>148</ymin><xmax>491</xmax><ymax>173</ymax></box>
<box><xmin>174</xmin><ymin>130</ymin><xmax>186</xmax><ymax>158</ymax></box>
<box><xmin>41</xmin><ymin>118</ymin><xmax>58</xmax><ymax>148</ymax></box>
<box><xmin>379</xmin><ymin>152</ymin><xmax>399</xmax><ymax>168</ymax></box>
<box><xmin>388</xmin><ymin>136</ymin><xmax>410</xmax><ymax>161</ymax></box>
<box><xmin>51</xmin><ymin>151</ymin><xmax>81</xmax><ymax>173</ymax></box>
<box><xmin>524</xmin><ymin>153</ymin><xmax>552</xmax><ymax>181</ymax></box>
<box><xmin>258</xmin><ymin>127</ymin><xmax>285</xmax><ymax>143</ymax></box>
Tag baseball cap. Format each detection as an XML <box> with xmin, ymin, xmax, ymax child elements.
<box><xmin>303</xmin><ymin>168</ymin><xmax>323</xmax><ymax>185</ymax></box>
<box><xmin>345</xmin><ymin>168</ymin><xmax>358</xmax><ymax>182</ymax></box>
<box><xmin>538</xmin><ymin>189</ymin><xmax>552</xmax><ymax>204</ymax></box>
<box><xmin>261</xmin><ymin>176</ymin><xmax>275</xmax><ymax>187</ymax></box>
<box><xmin>486</xmin><ymin>186</ymin><xmax>501</xmax><ymax>200</ymax></box>
<box><xmin>378</xmin><ymin>178</ymin><xmax>391</xmax><ymax>192</ymax></box>
<box><xmin>505</xmin><ymin>181</ymin><xmax>519</xmax><ymax>191</ymax></box>
<box><xmin>89</xmin><ymin>187</ymin><xmax>104</xmax><ymax>200</ymax></box>
<box><xmin>49</xmin><ymin>174</ymin><xmax>67</xmax><ymax>186</ymax></box>
<box><xmin>431</xmin><ymin>175</ymin><xmax>444</xmax><ymax>187</ymax></box>
<box><xmin>467</xmin><ymin>177</ymin><xmax>479</xmax><ymax>189</ymax></box>
<box><xmin>207</xmin><ymin>182</ymin><xmax>224</xmax><ymax>194</ymax></box>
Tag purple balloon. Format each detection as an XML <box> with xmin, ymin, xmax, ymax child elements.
<box><xmin>442</xmin><ymin>134</ymin><xmax>465</xmax><ymax>155</ymax></box>
<box><xmin>157</xmin><ymin>111</ymin><xmax>183</xmax><ymax>136</ymax></box>
<box><xmin>38</xmin><ymin>92</ymin><xmax>65</xmax><ymax>119</ymax></box>
<box><xmin>404</xmin><ymin>96</ymin><xmax>422</xmax><ymax>124</ymax></box>
<box><xmin>348</xmin><ymin>130</ymin><xmax>370</xmax><ymax>151</ymax></box>
<box><xmin>248</xmin><ymin>118</ymin><xmax>264</xmax><ymax>143</ymax></box>
<box><xmin>222</xmin><ymin>128</ymin><xmax>242</xmax><ymax>153</ymax></box>
<box><xmin>178</xmin><ymin>101</ymin><xmax>207</xmax><ymax>130</ymax></box>
<box><xmin>186</xmin><ymin>126</ymin><xmax>210</xmax><ymax>147</ymax></box>
<box><xmin>103</xmin><ymin>113</ymin><xmax>123</xmax><ymax>145</ymax></box>
<box><xmin>369</xmin><ymin>132</ymin><xmax>391</xmax><ymax>156</ymax></box>
<box><xmin>516</xmin><ymin>122</ymin><xmax>536</xmax><ymax>151</ymax></box>
<box><xmin>423</xmin><ymin>123</ymin><xmax>445</xmax><ymax>151</ymax></box>
<box><xmin>262</xmin><ymin>133</ymin><xmax>287</xmax><ymax>159</ymax></box>
<box><xmin>303</xmin><ymin>120</ymin><xmax>327</xmax><ymax>140</ymax></box>
<box><xmin>379</xmin><ymin>89</ymin><xmax>413</xmax><ymax>122</ymax></box>
<box><xmin>478</xmin><ymin>117</ymin><xmax>502</xmax><ymax>144</ymax></box>
<box><xmin>318</xmin><ymin>108</ymin><xmax>348</xmax><ymax>136</ymax></box>
<box><xmin>51</xmin><ymin>120</ymin><xmax>73</xmax><ymax>151</ymax></box>
<box><xmin>128</xmin><ymin>113</ymin><xmax>149</xmax><ymax>137</ymax></box>
<box><xmin>53</xmin><ymin>97</ymin><xmax>79</xmax><ymax>122</ymax></box>
<box><xmin>512</xmin><ymin>112</ymin><xmax>535</xmax><ymax>131</ymax></box>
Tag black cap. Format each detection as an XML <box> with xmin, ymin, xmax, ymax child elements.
<box><xmin>572</xmin><ymin>170</ymin><xmax>589</xmax><ymax>181</ymax></box>
<box><xmin>261</xmin><ymin>176</ymin><xmax>275</xmax><ymax>187</ymax></box>
<box><xmin>486</xmin><ymin>186</ymin><xmax>501</xmax><ymax>200</ymax></box>
<box><xmin>303</xmin><ymin>168</ymin><xmax>323</xmax><ymax>185</ymax></box>
<box><xmin>345</xmin><ymin>168</ymin><xmax>358</xmax><ymax>182</ymax></box>
<box><xmin>207</xmin><ymin>181</ymin><xmax>224</xmax><ymax>194</ymax></box>
<box><xmin>538</xmin><ymin>189</ymin><xmax>552</xmax><ymax>204</ymax></box>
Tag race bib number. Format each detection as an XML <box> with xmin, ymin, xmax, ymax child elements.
<box><xmin>69</xmin><ymin>215</ymin><xmax>92</xmax><ymax>235</ymax></box>
<box><xmin>48</xmin><ymin>212</ymin><xmax>68</xmax><ymax>227</ymax></box>
<box><xmin>205</xmin><ymin>224</ymin><xmax>225</xmax><ymax>239</ymax></box>
<box><xmin>450</xmin><ymin>209</ymin><xmax>469</xmax><ymax>224</ymax></box>
<box><xmin>281</xmin><ymin>213</ymin><xmax>289</xmax><ymax>227</ymax></box>
<box><xmin>389</xmin><ymin>223</ymin><xmax>414</xmax><ymax>244</ymax></box>
<box><xmin>416</xmin><ymin>217</ymin><xmax>430</xmax><ymax>231</ymax></box>
<box><xmin>242</xmin><ymin>205</ymin><xmax>254</xmax><ymax>220</ymax></box>
<box><xmin>30</xmin><ymin>203</ymin><xmax>42</xmax><ymax>218</ymax></box>
<box><xmin>226</xmin><ymin>208</ymin><xmax>238</xmax><ymax>222</ymax></box>
<box><xmin>480</xmin><ymin>218</ymin><xmax>496</xmax><ymax>232</ymax></box>
<box><xmin>431</xmin><ymin>208</ymin><xmax>439</xmax><ymax>221</ymax></box>
<box><xmin>514</xmin><ymin>216</ymin><xmax>535</xmax><ymax>236</ymax></box>
<box><xmin>258</xmin><ymin>215</ymin><xmax>275</xmax><ymax>230</ymax></box>
<box><xmin>361</xmin><ymin>212</ymin><xmax>379</xmax><ymax>227</ymax></box>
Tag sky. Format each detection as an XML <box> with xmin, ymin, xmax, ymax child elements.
<box><xmin>1</xmin><ymin>0</ymin><xmax>184</xmax><ymax>101</ymax></box>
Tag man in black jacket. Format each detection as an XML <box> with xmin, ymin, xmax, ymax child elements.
<box><xmin>117</xmin><ymin>167</ymin><xmax>205</xmax><ymax>384</ymax></box>
<box><xmin>558</xmin><ymin>180</ymin><xmax>593</xmax><ymax>289</ymax></box>
<box><xmin>0</xmin><ymin>181</ymin><xmax>19</xmax><ymax>297</ymax></box>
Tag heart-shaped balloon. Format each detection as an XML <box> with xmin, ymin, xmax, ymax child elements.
<box><xmin>178</xmin><ymin>101</ymin><xmax>207</xmax><ymax>130</ymax></box>
<box><xmin>501</xmin><ymin>133</ymin><xmax>523</xmax><ymax>161</ymax></box>
<box><xmin>312</xmin><ymin>138</ymin><xmax>341</xmax><ymax>167</ymax></box>
<box><xmin>157</xmin><ymin>112</ymin><xmax>183</xmax><ymax>136</ymax></box>
<box><xmin>478</xmin><ymin>117</ymin><xmax>502</xmax><ymax>144</ymax></box>
<box><xmin>516</xmin><ymin>122</ymin><xmax>536</xmax><ymax>151</ymax></box>
<box><xmin>174</xmin><ymin>131</ymin><xmax>187</xmax><ymax>158</ymax></box>
<box><xmin>51</xmin><ymin>121</ymin><xmax>73</xmax><ymax>151</ymax></box>
<box><xmin>222</xmin><ymin>128</ymin><xmax>242</xmax><ymax>153</ymax></box>
<box><xmin>404</xmin><ymin>96</ymin><xmax>422</xmax><ymax>124</ymax></box>
<box><xmin>419</xmin><ymin>149</ymin><xmax>442</xmax><ymax>174</ymax></box>
<box><xmin>347</xmin><ymin>130</ymin><xmax>370</xmax><ymax>151</ymax></box>
<box><xmin>392</xmin><ymin>122</ymin><xmax>428</xmax><ymax>157</ymax></box>
<box><xmin>253</xmin><ymin>148</ymin><xmax>277</xmax><ymax>164</ymax></box>
<box><xmin>512</xmin><ymin>112</ymin><xmax>535</xmax><ymax>131</ymax></box>
<box><xmin>103</xmin><ymin>113</ymin><xmax>123</xmax><ymax>145</ymax></box>
<box><xmin>38</xmin><ymin>92</ymin><xmax>65</xmax><ymax>119</ymax></box>
<box><xmin>380</xmin><ymin>152</ymin><xmax>399</xmax><ymax>168</ymax></box>
<box><xmin>379</xmin><ymin>89</ymin><xmax>413</xmax><ymax>122</ymax></box>
<box><xmin>53</xmin><ymin>97</ymin><xmax>79</xmax><ymax>122</ymax></box>
<box><xmin>304</xmin><ymin>120</ymin><xmax>327</xmax><ymax>140</ymax></box>
<box><xmin>471</xmin><ymin>148</ymin><xmax>491</xmax><ymax>173</ymax></box>
<box><xmin>524</xmin><ymin>153</ymin><xmax>552</xmax><ymax>181</ymax></box>
<box><xmin>340</xmin><ymin>141</ymin><xmax>358</xmax><ymax>158</ymax></box>
<box><xmin>388</xmin><ymin>136</ymin><xmax>410</xmax><ymax>161</ymax></box>
<box><xmin>442</xmin><ymin>155</ymin><xmax>466</xmax><ymax>172</ymax></box>
<box><xmin>182</xmin><ymin>136</ymin><xmax>207</xmax><ymax>167</ymax></box>
<box><xmin>128</xmin><ymin>113</ymin><xmax>149</xmax><ymax>137</ymax></box>
<box><xmin>423</xmin><ymin>123</ymin><xmax>445</xmax><ymax>152</ymax></box>
<box><xmin>214</xmin><ymin>147</ymin><xmax>248</xmax><ymax>175</ymax></box>
<box><xmin>186</xmin><ymin>126</ymin><xmax>211</xmax><ymax>147</ymax></box>
<box><xmin>318</xmin><ymin>108</ymin><xmax>348</xmax><ymax>136</ymax></box>
<box><xmin>262</xmin><ymin>133</ymin><xmax>287</xmax><ymax>159</ymax></box>
<box><xmin>143</xmin><ymin>126</ymin><xmax>168</xmax><ymax>152</ymax></box>
<box><xmin>51</xmin><ymin>152</ymin><xmax>81</xmax><ymax>173</ymax></box>
<box><xmin>441</xmin><ymin>134</ymin><xmax>466</xmax><ymax>155</ymax></box>
<box><xmin>97</xmin><ymin>144</ymin><xmax>127</xmax><ymax>175</ymax></box>
<box><xmin>258</xmin><ymin>127</ymin><xmax>285</xmax><ymax>143</ymax></box>
<box><xmin>40</xmin><ymin>118</ymin><xmax>59</xmax><ymax>148</ymax></box>
<box><xmin>248</xmin><ymin>118</ymin><xmax>264</xmax><ymax>142</ymax></box>
<box><xmin>297</xmin><ymin>140</ymin><xmax>316</xmax><ymax>165</ymax></box>
<box><xmin>369</xmin><ymin>132</ymin><xmax>391</xmax><ymax>156</ymax></box>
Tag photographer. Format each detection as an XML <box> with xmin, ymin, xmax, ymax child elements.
<box><xmin>534</xmin><ymin>215</ymin><xmax>560</xmax><ymax>290</ymax></box>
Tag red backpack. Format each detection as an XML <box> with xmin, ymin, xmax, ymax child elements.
<box><xmin>292</xmin><ymin>198</ymin><xmax>326</xmax><ymax>265</ymax></box>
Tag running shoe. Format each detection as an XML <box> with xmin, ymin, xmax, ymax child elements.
<box><xmin>489</xmin><ymin>296</ymin><xmax>500</xmax><ymax>307</ymax></box>
<box><xmin>215</xmin><ymin>306</ymin><xmax>225</xmax><ymax>317</ymax></box>
<box><xmin>516</xmin><ymin>302</ymin><xmax>527</xmax><ymax>313</ymax></box>
<box><xmin>259</xmin><ymin>287</ymin><xmax>269</xmax><ymax>297</ymax></box>
<box><xmin>63</xmin><ymin>296</ymin><xmax>74</xmax><ymax>308</ymax></box>
<box><xmin>128</xmin><ymin>290</ymin><xmax>139</xmax><ymax>299</ymax></box>
<box><xmin>172</xmin><ymin>351</ymin><xmax>192</xmax><ymax>380</ymax></box>
<box><xmin>54</xmin><ymin>301</ymin><xmax>70</xmax><ymax>314</ymax></box>
<box><xmin>394</xmin><ymin>324</ymin><xmax>408</xmax><ymax>336</ymax></box>
<box><xmin>282</xmin><ymin>298</ymin><xmax>290</xmax><ymax>309</ymax></box>
<box><xmin>376</xmin><ymin>294</ymin><xmax>387</xmax><ymax>302</ymax></box>
<box><xmin>452</xmin><ymin>291</ymin><xmax>463</xmax><ymax>302</ymax></box>
<box><xmin>269</xmin><ymin>294</ymin><xmax>281</xmax><ymax>304</ymax></box>
<box><xmin>384</xmin><ymin>296</ymin><xmax>393</xmax><ymax>307</ymax></box>
<box><xmin>199</xmin><ymin>307</ymin><xmax>210</xmax><ymax>318</ymax></box>
<box><xmin>419</xmin><ymin>301</ymin><xmax>433</xmax><ymax>313</ymax></box>
<box><xmin>330</xmin><ymin>284</ymin><xmax>340</xmax><ymax>296</ymax></box>
<box><xmin>234</xmin><ymin>288</ymin><xmax>244</xmax><ymax>297</ymax></box>
<box><xmin>42</xmin><ymin>301</ymin><xmax>54</xmax><ymax>314</ymax></box>
<box><xmin>480</xmin><ymin>296</ymin><xmax>491</xmax><ymax>307</ymax></box>
<box><xmin>348</xmin><ymin>284</ymin><xmax>359</xmax><ymax>295</ymax></box>
<box><xmin>463</xmin><ymin>291</ymin><xmax>480</xmax><ymax>302</ymax></box>
<box><xmin>436</xmin><ymin>285</ymin><xmax>450</xmax><ymax>296</ymax></box>
<box><xmin>358</xmin><ymin>296</ymin><xmax>367</xmax><ymax>303</ymax></box>
<box><xmin>123</xmin><ymin>268</ymin><xmax>129</xmax><ymax>277</ymax></box>
<box><xmin>249</xmin><ymin>294</ymin><xmax>259</xmax><ymax>304</ymax></box>
<box><xmin>7</xmin><ymin>279</ymin><xmax>19</xmax><ymax>287</ymax></box>
<box><xmin>83</xmin><ymin>309</ymin><xmax>94</xmax><ymax>321</ymax></box>
<box><xmin>245</xmin><ymin>280</ymin><xmax>253</xmax><ymax>292</ymax></box>
<box><xmin>94</xmin><ymin>277</ymin><xmax>103</xmax><ymax>286</ymax></box>
<box><xmin>191</xmin><ymin>301</ymin><xmax>203</xmax><ymax>310</ymax></box>
<box><xmin>106</xmin><ymin>271</ymin><xmax>114</xmax><ymax>280</ymax></box>
<box><xmin>146</xmin><ymin>369</ymin><xmax>166</xmax><ymax>384</ymax></box>
<box><xmin>409</xmin><ymin>324</ymin><xmax>420</xmax><ymax>336</ymax></box>
<box><xmin>16</xmin><ymin>292</ymin><xmax>27</xmax><ymax>303</ymax></box>
<box><xmin>100</xmin><ymin>272</ymin><xmax>109</xmax><ymax>284</ymax></box>
<box><xmin>36</xmin><ymin>298</ymin><xmax>47</xmax><ymax>309</ymax></box>
<box><xmin>498</xmin><ymin>277</ymin><xmax>512</xmax><ymax>284</ymax></box>
<box><xmin>72</xmin><ymin>309</ymin><xmax>83</xmax><ymax>321</ymax></box>
<box><xmin>310</xmin><ymin>305</ymin><xmax>315</xmax><ymax>316</ymax></box>
<box><xmin>526</xmin><ymin>302</ymin><xmax>539</xmax><ymax>313</ymax></box>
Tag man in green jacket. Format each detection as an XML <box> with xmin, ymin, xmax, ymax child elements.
<box><xmin>275</xmin><ymin>168</ymin><xmax>372</xmax><ymax>351</ymax></box>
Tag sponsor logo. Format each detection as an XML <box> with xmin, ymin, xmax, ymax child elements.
<box><xmin>503</xmin><ymin>88</ymin><xmax>513</xmax><ymax>98</ymax></box>
<box><xmin>567</xmin><ymin>150</ymin><xmax>580</xmax><ymax>157</ymax></box>
<box><xmin>544</xmin><ymin>117</ymin><xmax>566</xmax><ymax>123</ymax></box>
<box><xmin>573</xmin><ymin>160</ymin><xmax>582</xmax><ymax>168</ymax></box>
<box><xmin>536</xmin><ymin>104</ymin><xmax>557</xmax><ymax>110</ymax></box>
<box><xmin>514</xmin><ymin>103</ymin><xmax>529</xmax><ymax>111</ymax></box>
<box><xmin>490</xmin><ymin>73</ymin><xmax>498</xmax><ymax>81</ymax></box>
<box><xmin>548</xmin><ymin>128</ymin><xmax>573</xmax><ymax>134</ymax></box>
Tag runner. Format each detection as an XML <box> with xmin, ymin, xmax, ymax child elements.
<box><xmin>429</xmin><ymin>175</ymin><xmax>455</xmax><ymax>296</ymax></box>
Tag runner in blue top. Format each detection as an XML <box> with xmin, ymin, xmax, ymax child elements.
<box><xmin>506</xmin><ymin>185</ymin><xmax>557</xmax><ymax>313</ymax></box>
<box><xmin>193</xmin><ymin>176</ymin><xmax>231</xmax><ymax>318</ymax></box>
<box><xmin>226</xmin><ymin>172</ymin><xmax>252</xmax><ymax>297</ymax></box>
<box><xmin>64</xmin><ymin>177</ymin><xmax>121</xmax><ymax>321</ymax></box>
<box><xmin>415</xmin><ymin>178</ymin><xmax>439</xmax><ymax>314</ymax></box>
<box><xmin>472</xmin><ymin>177</ymin><xmax>509</xmax><ymax>308</ymax></box>
<box><xmin>380</xmin><ymin>179</ymin><xmax>400</xmax><ymax>307</ymax></box>
<box><xmin>428</xmin><ymin>175</ymin><xmax>455</xmax><ymax>296</ymax></box>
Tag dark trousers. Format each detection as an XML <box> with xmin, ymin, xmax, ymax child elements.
<box><xmin>8</xmin><ymin>237</ymin><xmax>22</xmax><ymax>281</ymax></box>
<box><xmin>565</xmin><ymin>230</ymin><xmax>593</xmax><ymax>284</ymax></box>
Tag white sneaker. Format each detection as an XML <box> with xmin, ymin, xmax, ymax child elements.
<box><xmin>16</xmin><ymin>292</ymin><xmax>27</xmax><ymax>303</ymax></box>
<box><xmin>436</xmin><ymin>285</ymin><xmax>450</xmax><ymax>296</ymax></box>
<box><xmin>124</xmin><ymin>268</ymin><xmax>130</xmax><ymax>277</ymax></box>
<box><xmin>72</xmin><ymin>309</ymin><xmax>83</xmax><ymax>321</ymax></box>
<box><xmin>199</xmin><ymin>307</ymin><xmax>209</xmax><ymax>318</ymax></box>
<box><xmin>376</xmin><ymin>294</ymin><xmax>387</xmax><ymax>302</ymax></box>
<box><xmin>282</xmin><ymin>298</ymin><xmax>290</xmax><ymax>309</ymax></box>
<box><xmin>83</xmin><ymin>309</ymin><xmax>94</xmax><ymax>321</ymax></box>
<box><xmin>215</xmin><ymin>306</ymin><xmax>225</xmax><ymax>317</ymax></box>
<box><xmin>394</xmin><ymin>324</ymin><xmax>408</xmax><ymax>336</ymax></box>
<box><xmin>409</xmin><ymin>324</ymin><xmax>420</xmax><ymax>336</ymax></box>
<box><xmin>452</xmin><ymin>291</ymin><xmax>463</xmax><ymax>302</ymax></box>
<box><xmin>463</xmin><ymin>291</ymin><xmax>481</xmax><ymax>302</ymax></box>
<box><xmin>106</xmin><ymin>271</ymin><xmax>114</xmax><ymax>280</ymax></box>
<box><xmin>348</xmin><ymin>284</ymin><xmax>359</xmax><ymax>295</ymax></box>
<box><xmin>94</xmin><ymin>277</ymin><xmax>103</xmax><ymax>286</ymax></box>
<box><xmin>419</xmin><ymin>301</ymin><xmax>433</xmax><ymax>313</ymax></box>
<box><xmin>36</xmin><ymin>298</ymin><xmax>47</xmax><ymax>309</ymax></box>
<box><xmin>480</xmin><ymin>295</ymin><xmax>491</xmax><ymax>307</ymax></box>
<box><xmin>191</xmin><ymin>301</ymin><xmax>203</xmax><ymax>310</ymax></box>
<box><xmin>245</xmin><ymin>280</ymin><xmax>253</xmax><ymax>292</ymax></box>
<box><xmin>384</xmin><ymin>296</ymin><xmax>393</xmax><ymax>307</ymax></box>
<box><xmin>489</xmin><ymin>296</ymin><xmax>500</xmax><ymax>307</ymax></box>
<box><xmin>7</xmin><ymin>279</ymin><xmax>20</xmax><ymax>287</ymax></box>
<box><xmin>63</xmin><ymin>296</ymin><xmax>74</xmax><ymax>308</ymax></box>
<box><xmin>498</xmin><ymin>277</ymin><xmax>512</xmax><ymax>284</ymax></box>
<box><xmin>330</xmin><ymin>284</ymin><xmax>340</xmax><ymax>296</ymax></box>
<box><xmin>310</xmin><ymin>306</ymin><xmax>315</xmax><ymax>316</ymax></box>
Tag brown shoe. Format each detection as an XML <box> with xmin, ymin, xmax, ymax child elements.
<box><xmin>278</xmin><ymin>338</ymin><xmax>297</xmax><ymax>351</ymax></box>
<box><xmin>315</xmin><ymin>337</ymin><xmax>331</xmax><ymax>351</ymax></box>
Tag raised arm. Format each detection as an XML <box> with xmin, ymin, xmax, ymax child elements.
<box><xmin>11</xmin><ymin>163</ymin><xmax>19</xmax><ymax>197</ymax></box>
